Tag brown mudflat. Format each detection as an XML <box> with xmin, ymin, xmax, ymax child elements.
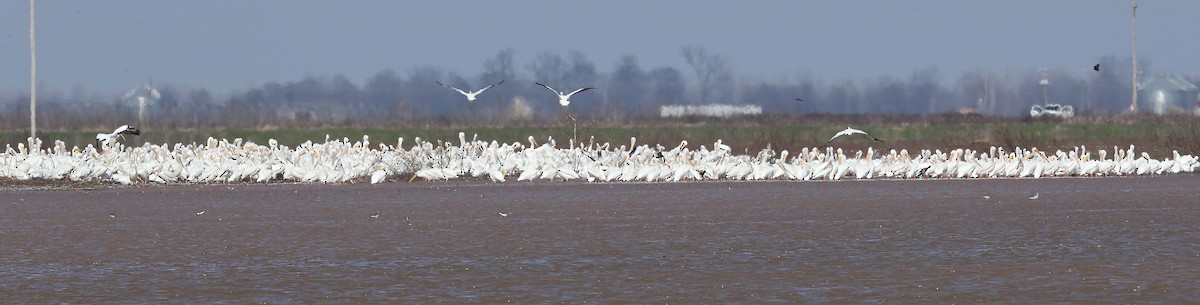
<box><xmin>2</xmin><ymin>176</ymin><xmax>1198</xmax><ymax>303</ymax></box>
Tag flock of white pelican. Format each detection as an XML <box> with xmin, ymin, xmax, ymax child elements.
<box><xmin>1</xmin><ymin>132</ymin><xmax>1196</xmax><ymax>185</ymax></box>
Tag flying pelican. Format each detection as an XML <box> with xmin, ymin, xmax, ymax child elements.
<box><xmin>1093</xmin><ymin>64</ymin><xmax>1100</xmax><ymax>72</ymax></box>
<box><xmin>1028</xmin><ymin>193</ymin><xmax>1039</xmax><ymax>200</ymax></box>
<box><xmin>195</xmin><ymin>210</ymin><xmax>206</xmax><ymax>216</ymax></box>
<box><xmin>535</xmin><ymin>82</ymin><xmax>594</xmax><ymax>108</ymax></box>
<box><xmin>827</xmin><ymin>127</ymin><xmax>883</xmax><ymax>145</ymax></box>
<box><xmin>537</xmin><ymin>82</ymin><xmax>594</xmax><ymax>140</ymax></box>
<box><xmin>436</xmin><ymin>79</ymin><xmax>504</xmax><ymax>102</ymax></box>
<box><xmin>370</xmin><ymin>212</ymin><xmax>380</xmax><ymax>219</ymax></box>
<box><xmin>96</xmin><ymin>125</ymin><xmax>141</xmax><ymax>147</ymax></box>
<box><xmin>499</xmin><ymin>212</ymin><xmax>509</xmax><ymax>217</ymax></box>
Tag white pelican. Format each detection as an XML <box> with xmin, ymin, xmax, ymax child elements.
<box><xmin>714</xmin><ymin>139</ymin><xmax>731</xmax><ymax>154</ymax></box>
<box><xmin>827</xmin><ymin>127</ymin><xmax>883</xmax><ymax>145</ymax></box>
<box><xmin>370</xmin><ymin>168</ymin><xmax>387</xmax><ymax>184</ymax></box>
<box><xmin>195</xmin><ymin>210</ymin><xmax>206</xmax><ymax>216</ymax></box>
<box><xmin>537</xmin><ymin>82</ymin><xmax>595</xmax><ymax>140</ymax></box>
<box><xmin>535</xmin><ymin>82</ymin><xmax>594</xmax><ymax>108</ymax></box>
<box><xmin>1028</xmin><ymin>193</ymin><xmax>1039</xmax><ymax>200</ymax></box>
<box><xmin>436</xmin><ymin>79</ymin><xmax>504</xmax><ymax>102</ymax></box>
<box><xmin>498</xmin><ymin>212</ymin><xmax>509</xmax><ymax>217</ymax></box>
<box><xmin>96</xmin><ymin>125</ymin><xmax>141</xmax><ymax>147</ymax></box>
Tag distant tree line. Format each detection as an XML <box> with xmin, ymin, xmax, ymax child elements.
<box><xmin>0</xmin><ymin>47</ymin><xmax>1183</xmax><ymax>131</ymax></box>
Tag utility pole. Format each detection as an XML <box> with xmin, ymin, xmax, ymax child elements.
<box><xmin>1129</xmin><ymin>0</ymin><xmax>1139</xmax><ymax>114</ymax></box>
<box><xmin>1038</xmin><ymin>68</ymin><xmax>1049</xmax><ymax>106</ymax></box>
<box><xmin>29</xmin><ymin>0</ymin><xmax>37</xmax><ymax>142</ymax></box>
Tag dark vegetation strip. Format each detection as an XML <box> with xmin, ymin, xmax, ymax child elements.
<box><xmin>3</xmin><ymin>114</ymin><xmax>1199</xmax><ymax>158</ymax></box>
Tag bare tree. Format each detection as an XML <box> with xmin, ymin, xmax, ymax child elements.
<box><xmin>608</xmin><ymin>55</ymin><xmax>648</xmax><ymax>116</ymax></box>
<box><xmin>526</xmin><ymin>50</ymin><xmax>599</xmax><ymax>116</ymax></box>
<box><xmin>909</xmin><ymin>66</ymin><xmax>941</xmax><ymax>113</ymax></box>
<box><xmin>481</xmin><ymin>48</ymin><xmax>515</xmax><ymax>83</ymax></box>
<box><xmin>958</xmin><ymin>69</ymin><xmax>1000</xmax><ymax>114</ymax></box>
<box><xmin>825</xmin><ymin>80</ymin><xmax>860</xmax><ymax>114</ymax></box>
<box><xmin>563</xmin><ymin>51</ymin><xmax>598</xmax><ymax>89</ymax></box>
<box><xmin>402</xmin><ymin>66</ymin><xmax>447</xmax><ymax>117</ymax></box>
<box><xmin>681</xmin><ymin>45</ymin><xmax>732</xmax><ymax>104</ymax></box>
<box><xmin>364</xmin><ymin>69</ymin><xmax>404</xmax><ymax>118</ymax></box>
<box><xmin>864</xmin><ymin>76</ymin><xmax>905</xmax><ymax>114</ymax></box>
<box><xmin>740</xmin><ymin>82</ymin><xmax>791</xmax><ymax>113</ymax></box>
<box><xmin>470</xmin><ymin>49</ymin><xmax>518</xmax><ymax>118</ymax></box>
<box><xmin>648</xmin><ymin>67</ymin><xmax>685</xmax><ymax>113</ymax></box>
<box><xmin>527</xmin><ymin>51</ymin><xmax>566</xmax><ymax>85</ymax></box>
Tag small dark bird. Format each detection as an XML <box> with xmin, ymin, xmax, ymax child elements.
<box><xmin>795</xmin><ymin>98</ymin><xmax>804</xmax><ymax>102</ymax></box>
<box><xmin>1093</xmin><ymin>64</ymin><xmax>1100</xmax><ymax>72</ymax></box>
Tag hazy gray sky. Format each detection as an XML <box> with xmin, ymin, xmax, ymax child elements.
<box><xmin>1</xmin><ymin>0</ymin><xmax>1196</xmax><ymax>95</ymax></box>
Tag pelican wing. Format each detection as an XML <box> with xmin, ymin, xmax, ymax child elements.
<box><xmin>826</xmin><ymin>134</ymin><xmax>841</xmax><ymax>144</ymax></box>
<box><xmin>436</xmin><ymin>81</ymin><xmax>470</xmax><ymax>96</ymax></box>
<box><xmin>476</xmin><ymin>79</ymin><xmax>505</xmax><ymax>94</ymax></box>
<box><xmin>535</xmin><ymin>82</ymin><xmax>559</xmax><ymax>94</ymax></box>
<box><xmin>119</xmin><ymin>127</ymin><xmax>142</xmax><ymax>136</ymax></box>
<box><xmin>827</xmin><ymin>128</ymin><xmax>859</xmax><ymax>144</ymax></box>
<box><xmin>843</xmin><ymin>128</ymin><xmax>883</xmax><ymax>142</ymax></box>
<box><xmin>564</xmin><ymin>87</ymin><xmax>595</xmax><ymax>98</ymax></box>
<box><xmin>844</xmin><ymin>127</ymin><xmax>867</xmax><ymax>136</ymax></box>
<box><xmin>114</xmin><ymin>125</ymin><xmax>141</xmax><ymax>136</ymax></box>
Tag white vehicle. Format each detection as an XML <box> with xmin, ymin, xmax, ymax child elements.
<box><xmin>1030</xmin><ymin>103</ymin><xmax>1074</xmax><ymax>118</ymax></box>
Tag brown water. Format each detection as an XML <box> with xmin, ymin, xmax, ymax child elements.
<box><xmin>2</xmin><ymin>176</ymin><xmax>1199</xmax><ymax>303</ymax></box>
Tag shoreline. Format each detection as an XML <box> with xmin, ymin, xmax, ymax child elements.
<box><xmin>4</xmin><ymin>173</ymin><xmax>1192</xmax><ymax>192</ymax></box>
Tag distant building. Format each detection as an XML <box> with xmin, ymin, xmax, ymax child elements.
<box><xmin>1030</xmin><ymin>103</ymin><xmax>1074</xmax><ymax>118</ymax></box>
<box><xmin>660</xmin><ymin>104</ymin><xmax>761</xmax><ymax>118</ymax></box>
<box><xmin>1137</xmin><ymin>72</ymin><xmax>1199</xmax><ymax>115</ymax></box>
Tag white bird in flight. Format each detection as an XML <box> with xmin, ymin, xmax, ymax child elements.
<box><xmin>96</xmin><ymin>125</ymin><xmax>141</xmax><ymax>147</ymax></box>
<box><xmin>827</xmin><ymin>127</ymin><xmax>884</xmax><ymax>145</ymax></box>
<box><xmin>1028</xmin><ymin>193</ymin><xmax>1039</xmax><ymax>200</ymax></box>
<box><xmin>436</xmin><ymin>79</ymin><xmax>504</xmax><ymax>102</ymax></box>
<box><xmin>195</xmin><ymin>210</ymin><xmax>206</xmax><ymax>216</ymax></box>
<box><xmin>535</xmin><ymin>82</ymin><xmax>594</xmax><ymax>107</ymax></box>
<box><xmin>498</xmin><ymin>212</ymin><xmax>509</xmax><ymax>217</ymax></box>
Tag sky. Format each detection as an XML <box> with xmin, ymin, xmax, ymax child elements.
<box><xmin>1</xmin><ymin>0</ymin><xmax>1197</xmax><ymax>96</ymax></box>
